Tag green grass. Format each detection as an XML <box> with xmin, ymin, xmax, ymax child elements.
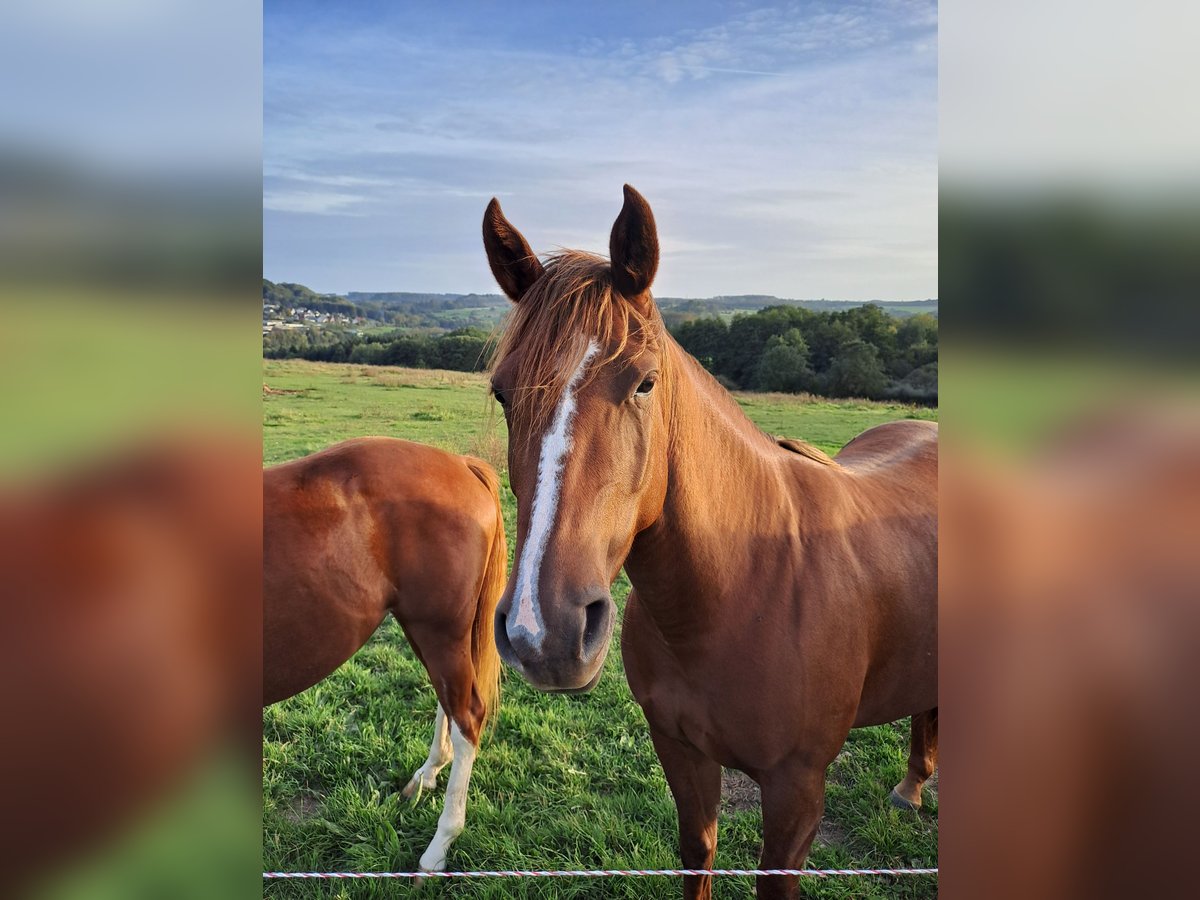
<box><xmin>262</xmin><ymin>361</ymin><xmax>506</xmax><ymax>467</ymax></box>
<box><xmin>940</xmin><ymin>345</ymin><xmax>1198</xmax><ymax>452</ymax></box>
<box><xmin>263</xmin><ymin>359</ymin><xmax>938</xmax><ymax>899</ymax></box>
<box><xmin>731</xmin><ymin>392</ymin><xmax>936</xmax><ymax>455</ymax></box>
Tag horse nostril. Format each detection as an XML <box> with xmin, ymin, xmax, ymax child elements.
<box><xmin>581</xmin><ymin>597</ymin><xmax>611</xmax><ymax>658</ymax></box>
<box><xmin>494</xmin><ymin>610</ymin><xmax>516</xmax><ymax>657</ymax></box>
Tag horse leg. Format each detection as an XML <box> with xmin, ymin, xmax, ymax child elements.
<box><xmin>401</xmin><ymin>703</ymin><xmax>453</xmax><ymax>800</ymax></box>
<box><xmin>404</xmin><ymin>626</ymin><xmax>484</xmax><ymax>873</ymax></box>
<box><xmin>418</xmin><ymin>718</ymin><xmax>477</xmax><ymax>872</ymax></box>
<box><xmin>648</xmin><ymin>727</ymin><xmax>722</xmax><ymax>900</ymax></box>
<box><xmin>756</xmin><ymin>763</ymin><xmax>827</xmax><ymax>900</ymax></box>
<box><xmin>891</xmin><ymin>708</ymin><xmax>938</xmax><ymax>810</ymax></box>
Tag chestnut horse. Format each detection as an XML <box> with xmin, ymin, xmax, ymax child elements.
<box><xmin>263</xmin><ymin>437</ymin><xmax>506</xmax><ymax>872</ymax></box>
<box><xmin>482</xmin><ymin>186</ymin><xmax>937</xmax><ymax>899</ymax></box>
<box><xmin>2</xmin><ymin>434</ymin><xmax>261</xmax><ymax>893</ymax></box>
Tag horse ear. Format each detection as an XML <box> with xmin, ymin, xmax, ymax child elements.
<box><xmin>482</xmin><ymin>198</ymin><xmax>545</xmax><ymax>302</ymax></box>
<box><xmin>609</xmin><ymin>184</ymin><xmax>659</xmax><ymax>301</ymax></box>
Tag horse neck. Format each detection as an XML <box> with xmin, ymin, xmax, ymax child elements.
<box><xmin>663</xmin><ymin>340</ymin><xmax>783</xmax><ymax>498</ymax></box>
<box><xmin>624</xmin><ymin>338</ymin><xmax>834</xmax><ymax>632</ymax></box>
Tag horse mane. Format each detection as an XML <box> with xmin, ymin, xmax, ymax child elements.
<box><xmin>491</xmin><ymin>249</ymin><xmax>664</xmax><ymax>435</ymax></box>
<box><xmin>776</xmin><ymin>436</ymin><xmax>838</xmax><ymax>467</ymax></box>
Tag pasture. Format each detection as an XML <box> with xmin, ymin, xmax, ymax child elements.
<box><xmin>262</xmin><ymin>358</ymin><xmax>938</xmax><ymax>899</ymax></box>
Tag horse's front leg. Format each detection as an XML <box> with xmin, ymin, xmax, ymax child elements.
<box><xmin>756</xmin><ymin>762</ymin><xmax>827</xmax><ymax>900</ymax></box>
<box><xmin>649</xmin><ymin>726</ymin><xmax>722</xmax><ymax>900</ymax></box>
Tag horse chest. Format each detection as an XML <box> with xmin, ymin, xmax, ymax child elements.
<box><xmin>622</xmin><ymin>586</ymin><xmax>868</xmax><ymax>771</ymax></box>
<box><xmin>622</xmin><ymin>623</ymin><xmax>782</xmax><ymax>766</ymax></box>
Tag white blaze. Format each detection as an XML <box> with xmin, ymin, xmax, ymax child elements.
<box><xmin>509</xmin><ymin>339</ymin><xmax>601</xmax><ymax>647</ymax></box>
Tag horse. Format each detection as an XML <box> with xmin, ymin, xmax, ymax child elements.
<box><xmin>480</xmin><ymin>186</ymin><xmax>937</xmax><ymax>899</ymax></box>
<box><xmin>0</xmin><ymin>433</ymin><xmax>262</xmax><ymax>893</ymax></box>
<box><xmin>263</xmin><ymin>437</ymin><xmax>507</xmax><ymax>872</ymax></box>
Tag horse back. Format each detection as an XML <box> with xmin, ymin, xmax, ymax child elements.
<box><xmin>264</xmin><ymin>437</ymin><xmax>500</xmax><ymax>591</ymax></box>
<box><xmin>263</xmin><ymin>437</ymin><xmax>501</xmax><ymax>704</ymax></box>
<box><xmin>266</xmin><ymin>435</ymin><xmax>495</xmax><ymax>514</ymax></box>
<box><xmin>835</xmin><ymin>419</ymin><xmax>937</xmax><ymax>490</ymax></box>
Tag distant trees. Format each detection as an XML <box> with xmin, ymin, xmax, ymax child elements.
<box><xmin>261</xmin><ymin>325</ymin><xmax>347</xmax><ymax>358</ymax></box>
<box><xmin>673</xmin><ymin>316</ymin><xmax>728</xmax><ymax>373</ymax></box>
<box><xmin>673</xmin><ymin>303</ymin><xmax>937</xmax><ymax>403</ymax></box>
<box><xmin>756</xmin><ymin>329</ymin><xmax>812</xmax><ymax>393</ymax></box>
<box><xmin>827</xmin><ymin>338</ymin><xmax>887</xmax><ymax>398</ymax></box>
<box><xmin>433</xmin><ymin>330</ymin><xmax>490</xmax><ymax>371</ymax></box>
<box><xmin>891</xmin><ymin>361</ymin><xmax>938</xmax><ymax>402</ymax></box>
<box><xmin>264</xmin><ymin>302</ymin><xmax>937</xmax><ymax>403</ymax></box>
<box><xmin>264</xmin><ymin>327</ymin><xmax>493</xmax><ymax>373</ymax></box>
<box><xmin>894</xmin><ymin>313</ymin><xmax>938</xmax><ymax>374</ymax></box>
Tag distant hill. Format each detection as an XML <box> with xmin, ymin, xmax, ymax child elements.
<box><xmin>265</xmin><ymin>278</ymin><xmax>937</xmax><ymax>328</ymax></box>
<box><xmin>656</xmin><ymin>296</ymin><xmax>938</xmax><ymax>320</ymax></box>
<box><xmin>346</xmin><ymin>291</ymin><xmax>501</xmax><ymax>308</ymax></box>
<box><xmin>264</xmin><ymin>279</ymin><xmax>337</xmax><ymax>307</ymax></box>
<box><xmin>263</xmin><ymin>279</ymin><xmax>393</xmax><ymax>322</ymax></box>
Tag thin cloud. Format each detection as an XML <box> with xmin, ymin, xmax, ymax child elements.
<box><xmin>264</xmin><ymin>1</ymin><xmax>936</xmax><ymax>298</ymax></box>
<box><xmin>262</xmin><ymin>190</ymin><xmax>368</xmax><ymax>215</ymax></box>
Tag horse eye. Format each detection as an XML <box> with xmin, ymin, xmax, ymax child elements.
<box><xmin>492</xmin><ymin>388</ymin><xmax>509</xmax><ymax>408</ymax></box>
<box><xmin>635</xmin><ymin>377</ymin><xmax>657</xmax><ymax>396</ymax></box>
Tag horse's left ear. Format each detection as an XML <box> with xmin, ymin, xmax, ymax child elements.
<box><xmin>609</xmin><ymin>184</ymin><xmax>659</xmax><ymax>303</ymax></box>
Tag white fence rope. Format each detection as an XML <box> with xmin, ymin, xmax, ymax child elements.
<box><xmin>264</xmin><ymin>866</ymin><xmax>938</xmax><ymax>880</ymax></box>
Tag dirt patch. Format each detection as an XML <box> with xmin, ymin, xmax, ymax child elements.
<box><xmin>263</xmin><ymin>384</ymin><xmax>308</xmax><ymax>395</ymax></box>
<box><xmin>721</xmin><ymin>768</ymin><xmax>761</xmax><ymax>814</ymax></box>
<box><xmin>283</xmin><ymin>793</ymin><xmax>322</xmax><ymax>824</ymax></box>
<box><xmin>815</xmin><ymin>817</ymin><xmax>849</xmax><ymax>849</ymax></box>
<box><xmin>825</xmin><ymin>748</ymin><xmax>852</xmax><ymax>787</ymax></box>
<box><xmin>721</xmin><ymin>769</ymin><xmax>849</xmax><ymax>850</ymax></box>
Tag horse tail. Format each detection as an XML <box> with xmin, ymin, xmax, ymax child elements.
<box><xmin>464</xmin><ymin>459</ymin><xmax>507</xmax><ymax>733</ymax></box>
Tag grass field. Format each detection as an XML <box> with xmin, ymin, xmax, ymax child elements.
<box><xmin>262</xmin><ymin>359</ymin><xmax>938</xmax><ymax>899</ymax></box>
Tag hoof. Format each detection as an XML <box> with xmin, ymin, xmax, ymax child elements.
<box><xmin>410</xmin><ymin>872</ymin><xmax>431</xmax><ymax>890</ymax></box>
<box><xmin>889</xmin><ymin>787</ymin><xmax>921</xmax><ymax>810</ymax></box>
<box><xmin>419</xmin><ymin>851</ymin><xmax>447</xmax><ymax>873</ymax></box>
<box><xmin>402</xmin><ymin>769</ymin><xmax>438</xmax><ymax>801</ymax></box>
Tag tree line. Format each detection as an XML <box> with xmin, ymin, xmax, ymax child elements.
<box><xmin>264</xmin><ymin>326</ymin><xmax>495</xmax><ymax>372</ymax></box>
<box><xmin>672</xmin><ymin>304</ymin><xmax>937</xmax><ymax>403</ymax></box>
<box><xmin>264</xmin><ymin>303</ymin><xmax>937</xmax><ymax>404</ymax></box>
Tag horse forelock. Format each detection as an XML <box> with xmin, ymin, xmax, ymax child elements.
<box><xmin>492</xmin><ymin>249</ymin><xmax>665</xmax><ymax>441</ymax></box>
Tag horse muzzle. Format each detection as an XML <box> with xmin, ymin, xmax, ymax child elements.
<box><xmin>494</xmin><ymin>589</ymin><xmax>615</xmax><ymax>692</ymax></box>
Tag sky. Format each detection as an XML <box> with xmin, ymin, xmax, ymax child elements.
<box><xmin>264</xmin><ymin>1</ymin><xmax>936</xmax><ymax>299</ymax></box>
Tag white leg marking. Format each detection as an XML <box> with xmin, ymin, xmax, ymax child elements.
<box><xmin>510</xmin><ymin>339</ymin><xmax>602</xmax><ymax>647</ymax></box>
<box><xmin>418</xmin><ymin>722</ymin><xmax>477</xmax><ymax>872</ymax></box>
<box><xmin>402</xmin><ymin>704</ymin><xmax>452</xmax><ymax>799</ymax></box>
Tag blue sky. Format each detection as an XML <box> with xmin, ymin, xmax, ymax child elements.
<box><xmin>264</xmin><ymin>1</ymin><xmax>936</xmax><ymax>299</ymax></box>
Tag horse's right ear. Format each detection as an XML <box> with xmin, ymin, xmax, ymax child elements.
<box><xmin>482</xmin><ymin>198</ymin><xmax>544</xmax><ymax>302</ymax></box>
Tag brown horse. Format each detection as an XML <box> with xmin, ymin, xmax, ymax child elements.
<box><xmin>482</xmin><ymin>186</ymin><xmax>937</xmax><ymax>899</ymax></box>
<box><xmin>1</xmin><ymin>433</ymin><xmax>262</xmax><ymax>894</ymax></box>
<box><xmin>263</xmin><ymin>437</ymin><xmax>506</xmax><ymax>871</ymax></box>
